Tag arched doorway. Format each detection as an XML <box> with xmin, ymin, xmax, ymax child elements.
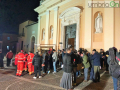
<box><xmin>31</xmin><ymin>36</ymin><xmax>35</xmax><ymax>53</ymax></box>
<box><xmin>59</xmin><ymin>7</ymin><xmax>81</xmax><ymax>50</ymax></box>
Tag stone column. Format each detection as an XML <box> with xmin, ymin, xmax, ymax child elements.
<box><xmin>37</xmin><ymin>15</ymin><xmax>41</xmax><ymax>45</ymax></box>
<box><xmin>76</xmin><ymin>14</ymin><xmax>80</xmax><ymax>50</ymax></box>
<box><xmin>45</xmin><ymin>11</ymin><xmax>50</xmax><ymax>44</ymax></box>
<box><xmin>53</xmin><ymin>7</ymin><xmax>58</xmax><ymax>49</ymax></box>
<box><xmin>84</xmin><ymin>0</ymin><xmax>92</xmax><ymax>51</ymax></box>
<box><xmin>61</xmin><ymin>22</ymin><xmax>66</xmax><ymax>50</ymax></box>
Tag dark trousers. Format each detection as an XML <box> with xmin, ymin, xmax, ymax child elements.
<box><xmin>105</xmin><ymin>61</ymin><xmax>109</xmax><ymax>71</ymax></box>
<box><xmin>100</xmin><ymin>59</ymin><xmax>103</xmax><ymax>68</ymax></box>
<box><xmin>0</xmin><ymin>59</ymin><xmax>3</xmax><ymax>67</ymax></box>
<box><xmin>44</xmin><ymin>63</ymin><xmax>48</xmax><ymax>73</ymax></box>
<box><xmin>34</xmin><ymin>66</ymin><xmax>41</xmax><ymax>77</ymax></box>
<box><xmin>15</xmin><ymin>65</ymin><xmax>17</xmax><ymax>75</ymax></box>
<box><xmin>48</xmin><ymin>61</ymin><xmax>50</xmax><ymax>71</ymax></box>
<box><xmin>50</xmin><ymin>59</ymin><xmax>53</xmax><ymax>69</ymax></box>
<box><xmin>94</xmin><ymin>66</ymin><xmax>100</xmax><ymax>82</ymax></box>
<box><xmin>7</xmin><ymin>58</ymin><xmax>11</xmax><ymax>66</ymax></box>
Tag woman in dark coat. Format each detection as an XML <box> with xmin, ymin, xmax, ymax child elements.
<box><xmin>44</xmin><ymin>53</ymin><xmax>48</xmax><ymax>73</ymax></box>
<box><xmin>60</xmin><ymin>48</ymin><xmax>73</xmax><ymax>90</ymax></box>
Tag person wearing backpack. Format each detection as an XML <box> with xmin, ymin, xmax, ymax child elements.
<box><xmin>107</xmin><ymin>47</ymin><xmax>119</xmax><ymax>90</ymax></box>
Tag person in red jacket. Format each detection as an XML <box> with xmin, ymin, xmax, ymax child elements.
<box><xmin>14</xmin><ymin>52</ymin><xmax>19</xmax><ymax>75</ymax></box>
<box><xmin>6</xmin><ymin>50</ymin><xmax>13</xmax><ymax>67</ymax></box>
<box><xmin>16</xmin><ymin>50</ymin><xmax>26</xmax><ymax>76</ymax></box>
<box><xmin>24</xmin><ymin>52</ymin><xmax>28</xmax><ymax>71</ymax></box>
<box><xmin>27</xmin><ymin>51</ymin><xmax>34</xmax><ymax>75</ymax></box>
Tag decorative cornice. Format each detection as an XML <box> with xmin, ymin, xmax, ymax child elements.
<box><xmin>34</xmin><ymin>0</ymin><xmax>71</xmax><ymax>16</ymax></box>
<box><xmin>59</xmin><ymin>7</ymin><xmax>81</xmax><ymax>19</ymax></box>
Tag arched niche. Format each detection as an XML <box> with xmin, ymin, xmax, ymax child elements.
<box><xmin>93</xmin><ymin>11</ymin><xmax>103</xmax><ymax>42</ymax></box>
<box><xmin>50</xmin><ymin>25</ymin><xmax>53</xmax><ymax>39</ymax></box>
<box><xmin>94</xmin><ymin>11</ymin><xmax>103</xmax><ymax>33</ymax></box>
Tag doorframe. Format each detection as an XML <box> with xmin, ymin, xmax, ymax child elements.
<box><xmin>65</xmin><ymin>25</ymin><xmax>76</xmax><ymax>49</ymax></box>
<box><xmin>30</xmin><ymin>35</ymin><xmax>36</xmax><ymax>53</ymax></box>
<box><xmin>60</xmin><ymin>7</ymin><xmax>81</xmax><ymax>50</ymax></box>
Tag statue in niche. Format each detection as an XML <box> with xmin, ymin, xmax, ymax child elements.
<box><xmin>43</xmin><ymin>30</ymin><xmax>45</xmax><ymax>40</ymax></box>
<box><xmin>95</xmin><ymin>13</ymin><xmax>103</xmax><ymax>33</ymax></box>
<box><xmin>51</xmin><ymin>27</ymin><xmax>53</xmax><ymax>39</ymax></box>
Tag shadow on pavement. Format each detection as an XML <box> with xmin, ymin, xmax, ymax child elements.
<box><xmin>2</xmin><ymin>71</ymin><xmax>14</xmax><ymax>74</ymax></box>
<box><xmin>82</xmin><ymin>72</ymin><xmax>110</xmax><ymax>90</ymax></box>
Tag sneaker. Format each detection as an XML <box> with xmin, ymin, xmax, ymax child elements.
<box><xmin>48</xmin><ymin>71</ymin><xmax>50</xmax><ymax>74</ymax></box>
<box><xmin>39</xmin><ymin>76</ymin><xmax>42</xmax><ymax>78</ymax></box>
<box><xmin>53</xmin><ymin>72</ymin><xmax>56</xmax><ymax>74</ymax></box>
<box><xmin>83</xmin><ymin>80</ymin><xmax>87</xmax><ymax>82</ymax></box>
<box><xmin>33</xmin><ymin>77</ymin><xmax>37</xmax><ymax>79</ymax></box>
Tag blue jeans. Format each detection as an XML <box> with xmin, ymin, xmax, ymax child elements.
<box><xmin>53</xmin><ymin>62</ymin><xmax>56</xmax><ymax>72</ymax></box>
<box><xmin>42</xmin><ymin>66</ymin><xmax>44</xmax><ymax>72</ymax></box>
<box><xmin>84</xmin><ymin>68</ymin><xmax>89</xmax><ymax>80</ymax></box>
<box><xmin>90</xmin><ymin>67</ymin><xmax>94</xmax><ymax>80</ymax></box>
<box><xmin>112</xmin><ymin>77</ymin><xmax>118</xmax><ymax>90</ymax></box>
<box><xmin>76</xmin><ymin>71</ymin><xmax>80</xmax><ymax>77</ymax></box>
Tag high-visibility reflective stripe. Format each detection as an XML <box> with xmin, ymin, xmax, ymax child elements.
<box><xmin>18</xmin><ymin>58</ymin><xmax>24</xmax><ymax>59</ymax></box>
<box><xmin>116</xmin><ymin>56</ymin><xmax>120</xmax><ymax>61</ymax></box>
<box><xmin>18</xmin><ymin>61</ymin><xmax>23</xmax><ymax>62</ymax></box>
<box><xmin>28</xmin><ymin>62</ymin><xmax>32</xmax><ymax>64</ymax></box>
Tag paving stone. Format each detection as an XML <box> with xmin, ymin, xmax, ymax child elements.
<box><xmin>0</xmin><ymin>67</ymin><xmax>115</xmax><ymax>90</ymax></box>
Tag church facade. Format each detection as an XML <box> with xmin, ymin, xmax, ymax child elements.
<box><xmin>34</xmin><ymin>0</ymin><xmax>120</xmax><ymax>52</ymax></box>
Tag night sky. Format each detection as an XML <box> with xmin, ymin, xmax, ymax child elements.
<box><xmin>0</xmin><ymin>0</ymin><xmax>40</xmax><ymax>34</ymax></box>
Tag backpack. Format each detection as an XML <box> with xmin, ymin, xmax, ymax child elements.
<box><xmin>109</xmin><ymin>48</ymin><xmax>120</xmax><ymax>79</ymax></box>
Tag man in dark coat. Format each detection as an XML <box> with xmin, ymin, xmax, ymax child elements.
<box><xmin>32</xmin><ymin>52</ymin><xmax>42</xmax><ymax>79</ymax></box>
<box><xmin>90</xmin><ymin>49</ymin><xmax>101</xmax><ymax>82</ymax></box>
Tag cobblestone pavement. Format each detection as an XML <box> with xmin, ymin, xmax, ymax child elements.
<box><xmin>0</xmin><ymin>67</ymin><xmax>114</xmax><ymax>90</ymax></box>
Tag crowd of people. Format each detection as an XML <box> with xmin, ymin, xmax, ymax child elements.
<box><xmin>1</xmin><ymin>46</ymin><xmax>120</xmax><ymax>90</ymax></box>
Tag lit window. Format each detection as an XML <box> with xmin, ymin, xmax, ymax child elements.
<box><xmin>7</xmin><ymin>37</ymin><xmax>10</xmax><ymax>40</ymax></box>
<box><xmin>7</xmin><ymin>46</ymin><xmax>9</xmax><ymax>50</ymax></box>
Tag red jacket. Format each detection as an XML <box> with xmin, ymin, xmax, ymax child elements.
<box><xmin>14</xmin><ymin>54</ymin><xmax>18</xmax><ymax>65</ymax></box>
<box><xmin>27</xmin><ymin>53</ymin><xmax>34</xmax><ymax>64</ymax></box>
<box><xmin>25</xmin><ymin>53</ymin><xmax>28</xmax><ymax>61</ymax></box>
<box><xmin>6</xmin><ymin>52</ymin><xmax>13</xmax><ymax>59</ymax></box>
<box><xmin>17</xmin><ymin>53</ymin><xmax>26</xmax><ymax>61</ymax></box>
<box><xmin>25</xmin><ymin>53</ymin><xmax>28</xmax><ymax>57</ymax></box>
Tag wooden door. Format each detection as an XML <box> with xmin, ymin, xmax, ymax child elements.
<box><xmin>68</xmin><ymin>38</ymin><xmax>74</xmax><ymax>49</ymax></box>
